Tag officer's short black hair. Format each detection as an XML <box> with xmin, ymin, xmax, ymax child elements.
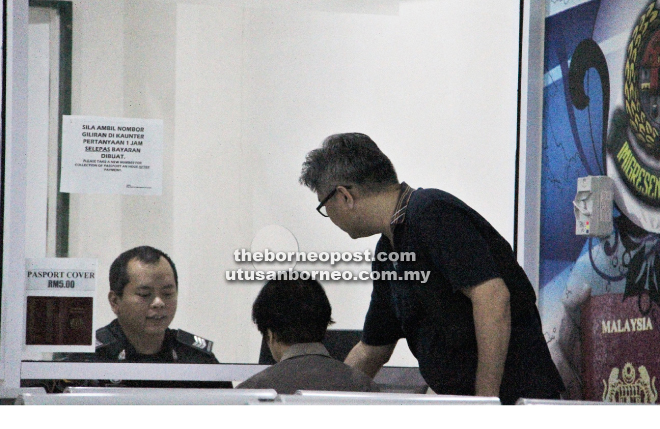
<box><xmin>252</xmin><ymin>278</ymin><xmax>334</xmax><ymax>344</ymax></box>
<box><xmin>109</xmin><ymin>246</ymin><xmax>178</xmax><ymax>296</ymax></box>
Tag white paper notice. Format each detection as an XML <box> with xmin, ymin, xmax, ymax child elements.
<box><xmin>26</xmin><ymin>258</ymin><xmax>97</xmax><ymax>294</ymax></box>
<box><xmin>60</xmin><ymin>115</ymin><xmax>163</xmax><ymax>195</ymax></box>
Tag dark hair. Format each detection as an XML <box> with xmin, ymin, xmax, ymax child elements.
<box><xmin>109</xmin><ymin>246</ymin><xmax>178</xmax><ymax>296</ymax></box>
<box><xmin>299</xmin><ymin>133</ymin><xmax>399</xmax><ymax>195</ymax></box>
<box><xmin>252</xmin><ymin>278</ymin><xmax>335</xmax><ymax>344</ymax></box>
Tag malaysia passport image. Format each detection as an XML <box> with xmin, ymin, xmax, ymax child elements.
<box><xmin>581</xmin><ymin>293</ymin><xmax>659</xmax><ymax>403</ymax></box>
<box><xmin>25</xmin><ymin>296</ymin><xmax>94</xmax><ymax>346</ymax></box>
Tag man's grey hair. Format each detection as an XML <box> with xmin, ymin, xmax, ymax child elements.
<box><xmin>299</xmin><ymin>133</ymin><xmax>399</xmax><ymax>195</ymax></box>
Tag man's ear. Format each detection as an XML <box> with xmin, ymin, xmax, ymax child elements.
<box><xmin>108</xmin><ymin>291</ymin><xmax>121</xmax><ymax>316</ymax></box>
<box><xmin>335</xmin><ymin>186</ymin><xmax>355</xmax><ymax>209</ymax></box>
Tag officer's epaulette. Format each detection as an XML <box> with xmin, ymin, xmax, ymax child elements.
<box><xmin>95</xmin><ymin>326</ymin><xmax>119</xmax><ymax>349</ymax></box>
<box><xmin>175</xmin><ymin>330</ymin><xmax>215</xmax><ymax>355</ymax></box>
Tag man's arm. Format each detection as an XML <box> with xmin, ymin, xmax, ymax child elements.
<box><xmin>461</xmin><ymin>277</ymin><xmax>511</xmax><ymax>397</ymax></box>
<box><xmin>344</xmin><ymin>341</ymin><xmax>396</xmax><ymax>378</ymax></box>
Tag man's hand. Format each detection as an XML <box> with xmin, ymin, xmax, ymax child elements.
<box><xmin>555</xmin><ymin>281</ymin><xmax>591</xmax><ymax>399</ymax></box>
<box><xmin>344</xmin><ymin>341</ymin><xmax>396</xmax><ymax>378</ymax></box>
<box><xmin>461</xmin><ymin>277</ymin><xmax>511</xmax><ymax>397</ymax></box>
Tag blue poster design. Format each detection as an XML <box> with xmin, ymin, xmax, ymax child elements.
<box><xmin>541</xmin><ymin>0</ymin><xmax>659</xmax><ymax>402</ymax></box>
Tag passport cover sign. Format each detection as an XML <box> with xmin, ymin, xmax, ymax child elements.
<box><xmin>25</xmin><ymin>258</ymin><xmax>97</xmax><ymax>352</ymax></box>
<box><xmin>581</xmin><ymin>293</ymin><xmax>659</xmax><ymax>403</ymax></box>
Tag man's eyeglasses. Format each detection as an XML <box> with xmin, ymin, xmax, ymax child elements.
<box><xmin>316</xmin><ymin>186</ymin><xmax>351</xmax><ymax>217</ymax></box>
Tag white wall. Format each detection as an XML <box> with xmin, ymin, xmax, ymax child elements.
<box><xmin>66</xmin><ymin>0</ymin><xmax>520</xmax><ymax>365</ymax></box>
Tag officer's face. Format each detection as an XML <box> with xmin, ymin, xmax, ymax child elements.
<box><xmin>109</xmin><ymin>256</ymin><xmax>178</xmax><ymax>344</ymax></box>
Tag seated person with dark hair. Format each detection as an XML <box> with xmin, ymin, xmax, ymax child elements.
<box><xmin>56</xmin><ymin>246</ymin><xmax>229</xmax><ymax>390</ymax></box>
<box><xmin>95</xmin><ymin>245</ymin><xmax>219</xmax><ymax>363</ymax></box>
<box><xmin>237</xmin><ymin>278</ymin><xmax>379</xmax><ymax>393</ymax></box>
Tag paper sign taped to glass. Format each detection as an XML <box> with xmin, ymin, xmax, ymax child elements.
<box><xmin>60</xmin><ymin>115</ymin><xmax>163</xmax><ymax>195</ymax></box>
<box><xmin>25</xmin><ymin>258</ymin><xmax>97</xmax><ymax>353</ymax></box>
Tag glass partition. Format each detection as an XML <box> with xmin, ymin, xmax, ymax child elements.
<box><xmin>17</xmin><ymin>0</ymin><xmax>522</xmax><ymax>379</ymax></box>
<box><xmin>23</xmin><ymin>1</ymin><xmax>72</xmax><ymax>363</ymax></box>
<box><xmin>0</xmin><ymin>0</ymin><xmax>4</xmax><ymax>372</ymax></box>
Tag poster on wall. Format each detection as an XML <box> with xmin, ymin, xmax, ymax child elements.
<box><xmin>540</xmin><ymin>0</ymin><xmax>659</xmax><ymax>403</ymax></box>
<box><xmin>60</xmin><ymin>115</ymin><xmax>163</xmax><ymax>195</ymax></box>
<box><xmin>24</xmin><ymin>258</ymin><xmax>97</xmax><ymax>353</ymax></box>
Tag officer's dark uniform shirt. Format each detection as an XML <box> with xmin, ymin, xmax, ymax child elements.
<box><xmin>95</xmin><ymin>319</ymin><xmax>219</xmax><ymax>364</ymax></box>
<box><xmin>362</xmin><ymin>183</ymin><xmax>565</xmax><ymax>405</ymax></box>
<box><xmin>56</xmin><ymin>319</ymin><xmax>230</xmax><ymax>389</ymax></box>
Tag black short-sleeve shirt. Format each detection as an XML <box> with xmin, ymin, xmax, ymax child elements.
<box><xmin>362</xmin><ymin>187</ymin><xmax>564</xmax><ymax>404</ymax></box>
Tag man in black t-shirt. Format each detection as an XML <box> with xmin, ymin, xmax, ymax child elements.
<box><xmin>299</xmin><ymin>133</ymin><xmax>564</xmax><ymax>404</ymax></box>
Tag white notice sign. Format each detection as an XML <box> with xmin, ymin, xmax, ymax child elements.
<box><xmin>60</xmin><ymin>115</ymin><xmax>163</xmax><ymax>195</ymax></box>
<box><xmin>26</xmin><ymin>258</ymin><xmax>97</xmax><ymax>293</ymax></box>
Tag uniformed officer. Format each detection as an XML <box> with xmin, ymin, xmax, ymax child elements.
<box><xmin>43</xmin><ymin>246</ymin><xmax>229</xmax><ymax>391</ymax></box>
<box><xmin>96</xmin><ymin>245</ymin><xmax>219</xmax><ymax>364</ymax></box>
<box><xmin>94</xmin><ymin>318</ymin><xmax>218</xmax><ymax>363</ymax></box>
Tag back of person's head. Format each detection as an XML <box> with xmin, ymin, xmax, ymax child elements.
<box><xmin>252</xmin><ymin>278</ymin><xmax>334</xmax><ymax>344</ymax></box>
<box><xmin>299</xmin><ymin>133</ymin><xmax>399</xmax><ymax>195</ymax></box>
<box><xmin>109</xmin><ymin>245</ymin><xmax>178</xmax><ymax>296</ymax></box>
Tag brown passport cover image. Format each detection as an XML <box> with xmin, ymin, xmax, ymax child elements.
<box><xmin>581</xmin><ymin>293</ymin><xmax>659</xmax><ymax>403</ymax></box>
<box><xmin>26</xmin><ymin>296</ymin><xmax>94</xmax><ymax>346</ymax></box>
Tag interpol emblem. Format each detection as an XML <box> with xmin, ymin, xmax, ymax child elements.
<box><xmin>618</xmin><ymin>2</ymin><xmax>660</xmax><ymax>203</ymax></box>
<box><xmin>606</xmin><ymin>1</ymin><xmax>660</xmax><ymax>231</ymax></box>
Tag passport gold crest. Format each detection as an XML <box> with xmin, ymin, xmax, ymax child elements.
<box><xmin>602</xmin><ymin>362</ymin><xmax>658</xmax><ymax>403</ymax></box>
